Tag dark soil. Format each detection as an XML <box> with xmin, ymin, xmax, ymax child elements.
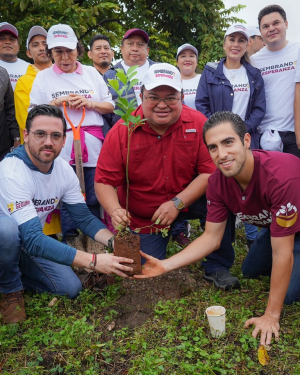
<box><xmin>111</xmin><ymin>267</ymin><xmax>205</xmax><ymax>330</ymax></box>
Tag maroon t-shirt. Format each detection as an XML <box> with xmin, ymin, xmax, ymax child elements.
<box><xmin>206</xmin><ymin>150</ymin><xmax>300</xmax><ymax>237</ymax></box>
<box><xmin>95</xmin><ymin>105</ymin><xmax>215</xmax><ymax>232</ymax></box>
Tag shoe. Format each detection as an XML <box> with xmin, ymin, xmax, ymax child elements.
<box><xmin>0</xmin><ymin>290</ymin><xmax>26</xmax><ymax>324</ymax></box>
<box><xmin>172</xmin><ymin>232</ymin><xmax>191</xmax><ymax>247</ymax></box>
<box><xmin>203</xmin><ymin>269</ymin><xmax>240</xmax><ymax>290</ymax></box>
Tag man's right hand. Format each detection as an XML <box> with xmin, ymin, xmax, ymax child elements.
<box><xmin>96</xmin><ymin>253</ymin><xmax>134</xmax><ymax>277</ymax></box>
<box><xmin>133</xmin><ymin>251</ymin><xmax>166</xmax><ymax>279</ymax></box>
<box><xmin>111</xmin><ymin>208</ymin><xmax>131</xmax><ymax>229</ymax></box>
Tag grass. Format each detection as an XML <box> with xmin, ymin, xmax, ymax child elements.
<box><xmin>1</xmin><ymin>222</ymin><xmax>300</xmax><ymax>374</ymax></box>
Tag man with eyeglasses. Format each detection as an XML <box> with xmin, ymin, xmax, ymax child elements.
<box><xmin>0</xmin><ymin>104</ymin><xmax>133</xmax><ymax>324</ymax></box>
<box><xmin>95</xmin><ymin>63</ymin><xmax>239</xmax><ymax>290</ymax></box>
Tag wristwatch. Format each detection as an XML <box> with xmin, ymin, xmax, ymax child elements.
<box><xmin>171</xmin><ymin>197</ymin><xmax>185</xmax><ymax>210</ymax></box>
<box><xmin>14</xmin><ymin>137</ymin><xmax>20</xmax><ymax>142</ymax></box>
<box><xmin>107</xmin><ymin>235</ymin><xmax>115</xmax><ymax>250</ymax></box>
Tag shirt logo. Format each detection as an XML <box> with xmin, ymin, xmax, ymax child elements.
<box><xmin>7</xmin><ymin>200</ymin><xmax>31</xmax><ymax>214</ymax></box>
<box><xmin>276</xmin><ymin>203</ymin><xmax>298</xmax><ymax>228</ymax></box>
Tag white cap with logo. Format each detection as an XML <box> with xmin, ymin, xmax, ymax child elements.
<box><xmin>142</xmin><ymin>63</ymin><xmax>183</xmax><ymax>92</ymax></box>
<box><xmin>224</xmin><ymin>24</ymin><xmax>249</xmax><ymax>41</ymax></box>
<box><xmin>47</xmin><ymin>24</ymin><xmax>78</xmax><ymax>50</ymax></box>
<box><xmin>246</xmin><ymin>25</ymin><xmax>261</xmax><ymax>38</ymax></box>
<box><xmin>26</xmin><ymin>26</ymin><xmax>48</xmax><ymax>49</ymax></box>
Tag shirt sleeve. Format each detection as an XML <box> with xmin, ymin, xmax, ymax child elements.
<box><xmin>29</xmin><ymin>72</ymin><xmax>48</xmax><ymax>110</ymax></box>
<box><xmin>64</xmin><ymin>202</ymin><xmax>107</xmax><ymax>239</ymax></box>
<box><xmin>206</xmin><ymin>176</ymin><xmax>230</xmax><ymax>223</ymax></box>
<box><xmin>0</xmin><ymin>175</ymin><xmax>37</xmax><ymax>225</ymax></box>
<box><xmin>14</xmin><ymin>76</ymin><xmax>30</xmax><ymax>132</ymax></box>
<box><xmin>269</xmin><ymin>178</ymin><xmax>300</xmax><ymax>237</ymax></box>
<box><xmin>19</xmin><ymin>216</ymin><xmax>76</xmax><ymax>265</ymax></box>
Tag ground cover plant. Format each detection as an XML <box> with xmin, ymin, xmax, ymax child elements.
<box><xmin>1</xmin><ymin>222</ymin><xmax>300</xmax><ymax>374</ymax></box>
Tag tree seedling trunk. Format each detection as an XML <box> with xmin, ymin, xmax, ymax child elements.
<box><xmin>108</xmin><ymin>66</ymin><xmax>145</xmax><ymax>275</ymax></box>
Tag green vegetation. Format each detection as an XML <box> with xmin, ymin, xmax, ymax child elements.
<box><xmin>1</xmin><ymin>0</ymin><xmax>245</xmax><ymax>68</ymax></box>
<box><xmin>1</xmin><ymin>223</ymin><xmax>300</xmax><ymax>374</ymax></box>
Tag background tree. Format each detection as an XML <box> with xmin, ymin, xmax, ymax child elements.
<box><xmin>1</xmin><ymin>0</ymin><xmax>244</xmax><ymax>69</ymax></box>
<box><xmin>120</xmin><ymin>0</ymin><xmax>245</xmax><ymax>69</ymax></box>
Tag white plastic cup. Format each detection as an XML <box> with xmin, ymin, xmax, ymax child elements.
<box><xmin>205</xmin><ymin>305</ymin><xmax>226</xmax><ymax>338</ymax></box>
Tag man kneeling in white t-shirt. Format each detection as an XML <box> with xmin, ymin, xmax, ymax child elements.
<box><xmin>0</xmin><ymin>105</ymin><xmax>133</xmax><ymax>325</ymax></box>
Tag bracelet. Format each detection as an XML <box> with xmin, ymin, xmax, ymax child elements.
<box><xmin>111</xmin><ymin>207</ymin><xmax>122</xmax><ymax>216</ymax></box>
<box><xmin>89</xmin><ymin>253</ymin><xmax>97</xmax><ymax>270</ymax></box>
<box><xmin>88</xmin><ymin>101</ymin><xmax>93</xmax><ymax>110</ymax></box>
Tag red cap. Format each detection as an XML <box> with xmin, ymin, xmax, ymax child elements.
<box><xmin>0</xmin><ymin>22</ymin><xmax>18</xmax><ymax>39</ymax></box>
<box><xmin>123</xmin><ymin>28</ymin><xmax>149</xmax><ymax>43</ymax></box>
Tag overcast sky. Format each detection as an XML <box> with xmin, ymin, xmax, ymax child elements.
<box><xmin>223</xmin><ymin>0</ymin><xmax>300</xmax><ymax>42</ymax></box>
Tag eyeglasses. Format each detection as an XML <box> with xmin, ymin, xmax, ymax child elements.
<box><xmin>143</xmin><ymin>95</ymin><xmax>181</xmax><ymax>105</ymax></box>
<box><xmin>29</xmin><ymin>130</ymin><xmax>64</xmax><ymax>144</ymax></box>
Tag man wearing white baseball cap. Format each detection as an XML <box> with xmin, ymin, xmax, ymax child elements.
<box><xmin>246</xmin><ymin>25</ymin><xmax>264</xmax><ymax>57</ymax></box>
<box><xmin>15</xmin><ymin>26</ymin><xmax>52</xmax><ymax>143</ymax></box>
<box><xmin>0</xmin><ymin>22</ymin><xmax>29</xmax><ymax>90</ymax></box>
<box><xmin>95</xmin><ymin>63</ymin><xmax>238</xmax><ymax>290</ymax></box>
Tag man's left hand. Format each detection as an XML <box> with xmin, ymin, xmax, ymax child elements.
<box><xmin>244</xmin><ymin>313</ymin><xmax>280</xmax><ymax>345</ymax></box>
<box><xmin>151</xmin><ymin>200</ymin><xmax>180</xmax><ymax>226</ymax></box>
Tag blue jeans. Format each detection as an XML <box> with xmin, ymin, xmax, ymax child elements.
<box><xmin>61</xmin><ymin>166</ymin><xmax>101</xmax><ymax>241</ymax></box>
<box><xmin>242</xmin><ymin>228</ymin><xmax>300</xmax><ymax>304</ymax></box>
<box><xmin>244</xmin><ymin>222</ymin><xmax>258</xmax><ymax>241</ymax></box>
<box><xmin>138</xmin><ymin>195</ymin><xmax>235</xmax><ymax>272</ymax></box>
<box><xmin>0</xmin><ymin>213</ymin><xmax>82</xmax><ymax>298</ymax></box>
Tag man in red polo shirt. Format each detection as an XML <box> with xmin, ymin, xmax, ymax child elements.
<box><xmin>95</xmin><ymin>63</ymin><xmax>239</xmax><ymax>289</ymax></box>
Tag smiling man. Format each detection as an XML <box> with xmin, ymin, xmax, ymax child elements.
<box><xmin>103</xmin><ymin>28</ymin><xmax>156</xmax><ymax>133</ymax></box>
<box><xmin>0</xmin><ymin>22</ymin><xmax>29</xmax><ymax>90</ymax></box>
<box><xmin>0</xmin><ymin>104</ymin><xmax>133</xmax><ymax>324</ymax></box>
<box><xmin>15</xmin><ymin>26</ymin><xmax>52</xmax><ymax>144</ymax></box>
<box><xmin>95</xmin><ymin>64</ymin><xmax>239</xmax><ymax>290</ymax></box>
<box><xmin>135</xmin><ymin>110</ymin><xmax>300</xmax><ymax>346</ymax></box>
<box><xmin>250</xmin><ymin>5</ymin><xmax>300</xmax><ymax>157</ymax></box>
<box><xmin>88</xmin><ymin>35</ymin><xmax>114</xmax><ymax>76</ymax></box>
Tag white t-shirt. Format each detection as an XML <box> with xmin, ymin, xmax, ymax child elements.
<box><xmin>250</xmin><ymin>41</ymin><xmax>300</xmax><ymax>133</ymax></box>
<box><xmin>122</xmin><ymin>60</ymin><xmax>150</xmax><ymax>106</ymax></box>
<box><xmin>182</xmin><ymin>75</ymin><xmax>201</xmax><ymax>110</ymax></box>
<box><xmin>29</xmin><ymin>63</ymin><xmax>115</xmax><ymax>167</ymax></box>
<box><xmin>0</xmin><ymin>156</ymin><xmax>85</xmax><ymax>227</ymax></box>
<box><xmin>0</xmin><ymin>58</ymin><xmax>29</xmax><ymax>90</ymax></box>
<box><xmin>223</xmin><ymin>65</ymin><xmax>250</xmax><ymax>121</ymax></box>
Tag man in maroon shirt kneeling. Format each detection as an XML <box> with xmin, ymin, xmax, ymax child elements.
<box><xmin>135</xmin><ymin>110</ymin><xmax>300</xmax><ymax>346</ymax></box>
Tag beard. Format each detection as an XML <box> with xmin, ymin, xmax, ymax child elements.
<box><xmin>27</xmin><ymin>143</ymin><xmax>59</xmax><ymax>166</ymax></box>
<box><xmin>98</xmin><ymin>60</ymin><xmax>110</xmax><ymax>68</ymax></box>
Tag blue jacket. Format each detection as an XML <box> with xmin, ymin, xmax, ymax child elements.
<box><xmin>195</xmin><ymin>58</ymin><xmax>266</xmax><ymax>149</ymax></box>
<box><xmin>103</xmin><ymin>59</ymin><xmax>156</xmax><ymax>135</ymax></box>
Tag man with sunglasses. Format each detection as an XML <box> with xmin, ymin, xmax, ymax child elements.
<box><xmin>0</xmin><ymin>104</ymin><xmax>133</xmax><ymax>324</ymax></box>
<box><xmin>95</xmin><ymin>63</ymin><xmax>238</xmax><ymax>290</ymax></box>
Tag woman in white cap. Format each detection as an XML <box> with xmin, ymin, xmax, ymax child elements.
<box><xmin>176</xmin><ymin>43</ymin><xmax>200</xmax><ymax>110</ymax></box>
<box><xmin>29</xmin><ymin>24</ymin><xmax>115</xmax><ymax>242</ymax></box>
<box><xmin>196</xmin><ymin>24</ymin><xmax>266</xmax><ymax>250</ymax></box>
<box><xmin>196</xmin><ymin>24</ymin><xmax>265</xmax><ymax>150</ymax></box>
